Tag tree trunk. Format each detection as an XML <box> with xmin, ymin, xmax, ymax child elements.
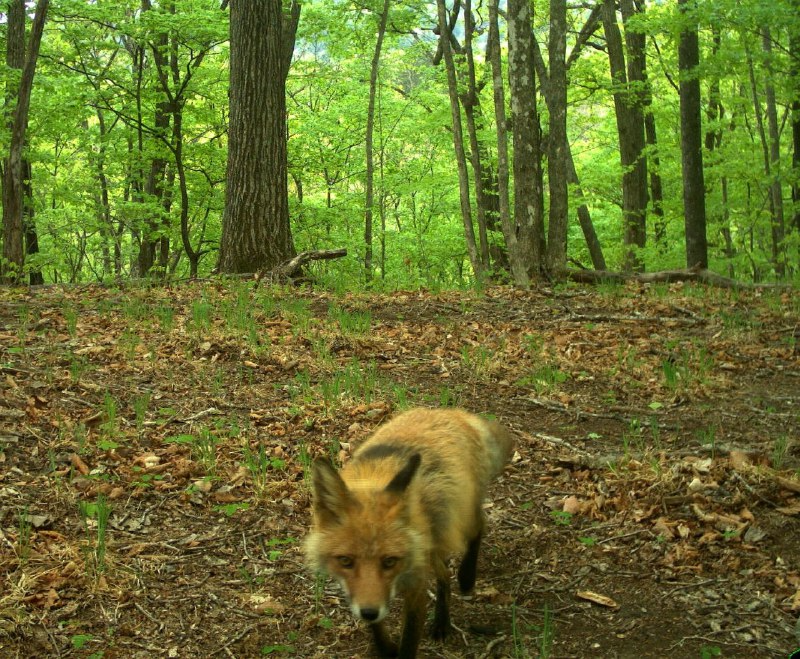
<box><xmin>792</xmin><ymin>6</ymin><xmax>800</xmax><ymax>256</ymax></box>
<box><xmin>567</xmin><ymin>150</ymin><xmax>607</xmax><ymax>271</ymax></box>
<box><xmin>531</xmin><ymin>18</ymin><xmax>607</xmax><ymax>273</ymax></box>
<box><xmin>218</xmin><ymin>0</ymin><xmax>300</xmax><ymax>274</ymax></box>
<box><xmin>435</xmin><ymin>0</ymin><xmax>484</xmax><ymax>280</ymax></box>
<box><xmin>602</xmin><ymin>0</ymin><xmax>647</xmax><ymax>272</ymax></box>
<box><xmin>487</xmin><ymin>0</ymin><xmax>528</xmax><ymax>288</ymax></box>
<box><xmin>1</xmin><ymin>0</ymin><xmax>48</xmax><ymax>284</ymax></box>
<box><xmin>677</xmin><ymin>0</ymin><xmax>708</xmax><ymax>269</ymax></box>
<box><xmin>547</xmin><ymin>0</ymin><xmax>569</xmax><ymax>274</ymax></box>
<box><xmin>507</xmin><ymin>0</ymin><xmax>545</xmax><ymax>279</ymax></box>
<box><xmin>761</xmin><ymin>27</ymin><xmax>786</xmax><ymax>277</ymax></box>
<box><xmin>364</xmin><ymin>0</ymin><xmax>391</xmax><ymax>285</ymax></box>
<box><xmin>461</xmin><ymin>0</ymin><xmax>491</xmax><ymax>272</ymax></box>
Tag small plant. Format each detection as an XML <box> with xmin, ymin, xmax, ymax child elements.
<box><xmin>16</xmin><ymin>507</ymin><xmax>33</xmax><ymax>562</ymax></box>
<box><xmin>132</xmin><ymin>391</ymin><xmax>151</xmax><ymax>433</ymax></box>
<box><xmin>64</xmin><ymin>305</ymin><xmax>79</xmax><ymax>338</ymax></box>
<box><xmin>696</xmin><ymin>425</ymin><xmax>718</xmax><ymax>459</ymax></box>
<box><xmin>518</xmin><ymin>363</ymin><xmax>568</xmax><ymax>394</ymax></box>
<box><xmin>119</xmin><ymin>328</ymin><xmax>140</xmax><ymax>360</ymax></box>
<box><xmin>243</xmin><ymin>443</ymin><xmax>286</xmax><ymax>495</ymax></box>
<box><xmin>700</xmin><ymin>644</ymin><xmax>722</xmax><ymax>658</ymax></box>
<box><xmin>69</xmin><ymin>355</ymin><xmax>89</xmax><ymax>382</ymax></box>
<box><xmin>329</xmin><ymin>304</ymin><xmax>371</xmax><ymax>336</ymax></box>
<box><xmin>71</xmin><ymin>634</ymin><xmax>94</xmax><ymax>651</ymax></box>
<box><xmin>100</xmin><ymin>391</ymin><xmax>119</xmax><ymax>441</ymax></box>
<box><xmin>155</xmin><ymin>303</ymin><xmax>175</xmax><ymax>332</ymax></box>
<box><xmin>193</xmin><ymin>428</ymin><xmax>219</xmax><ymax>474</ymax></box>
<box><xmin>537</xmin><ymin>602</ymin><xmax>555</xmax><ymax>659</ymax></box>
<box><xmin>460</xmin><ymin>344</ymin><xmax>494</xmax><ymax>381</ymax></box>
<box><xmin>662</xmin><ymin>357</ymin><xmax>679</xmax><ymax>390</ymax></box>
<box><xmin>190</xmin><ymin>299</ymin><xmax>213</xmax><ymax>334</ymax></box>
<box><xmin>550</xmin><ymin>510</ymin><xmax>573</xmax><ymax>526</ymax></box>
<box><xmin>215</xmin><ymin>502</ymin><xmax>250</xmax><ymax>517</ymax></box>
<box><xmin>79</xmin><ymin>495</ymin><xmax>112</xmax><ymax>575</ymax></box>
<box><xmin>771</xmin><ymin>434</ymin><xmax>789</xmax><ymax>470</ymax></box>
<box><xmin>578</xmin><ymin>536</ymin><xmax>597</xmax><ymax>547</ymax></box>
<box><xmin>265</xmin><ymin>536</ymin><xmax>295</xmax><ymax>561</ymax></box>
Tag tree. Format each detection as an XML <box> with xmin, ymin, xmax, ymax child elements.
<box><xmin>547</xmin><ymin>0</ymin><xmax>568</xmax><ymax>274</ymax></box>
<box><xmin>435</xmin><ymin>0</ymin><xmax>484</xmax><ymax>280</ymax></box>
<box><xmin>507</xmin><ymin>0</ymin><xmax>545</xmax><ymax>279</ymax></box>
<box><xmin>602</xmin><ymin>0</ymin><xmax>647</xmax><ymax>272</ymax></box>
<box><xmin>363</xmin><ymin>0</ymin><xmax>391</xmax><ymax>284</ymax></box>
<box><xmin>487</xmin><ymin>0</ymin><xmax>528</xmax><ymax>287</ymax></box>
<box><xmin>217</xmin><ymin>0</ymin><xmax>300</xmax><ymax>275</ymax></box>
<box><xmin>678</xmin><ymin>0</ymin><xmax>708</xmax><ymax>269</ymax></box>
<box><xmin>1</xmin><ymin>0</ymin><xmax>49</xmax><ymax>284</ymax></box>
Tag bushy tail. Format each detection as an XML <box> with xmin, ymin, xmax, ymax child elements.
<box><xmin>484</xmin><ymin>419</ymin><xmax>514</xmax><ymax>480</ymax></box>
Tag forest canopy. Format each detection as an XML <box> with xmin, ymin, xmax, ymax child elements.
<box><xmin>0</xmin><ymin>0</ymin><xmax>798</xmax><ymax>288</ymax></box>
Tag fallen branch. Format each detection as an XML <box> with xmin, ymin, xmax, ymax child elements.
<box><xmin>265</xmin><ymin>248</ymin><xmax>347</xmax><ymax>281</ymax></box>
<box><xmin>565</xmin><ymin>265</ymin><xmax>787</xmax><ymax>289</ymax></box>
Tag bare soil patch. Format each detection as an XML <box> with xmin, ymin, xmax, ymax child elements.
<box><xmin>1</xmin><ymin>282</ymin><xmax>798</xmax><ymax>658</ymax></box>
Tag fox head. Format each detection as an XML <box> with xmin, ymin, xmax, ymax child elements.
<box><xmin>306</xmin><ymin>453</ymin><xmax>423</xmax><ymax>623</ymax></box>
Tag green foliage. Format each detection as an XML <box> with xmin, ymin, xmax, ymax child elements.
<box><xmin>4</xmin><ymin>0</ymin><xmax>800</xmax><ymax>285</ymax></box>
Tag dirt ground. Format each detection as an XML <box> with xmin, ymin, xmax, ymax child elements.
<box><xmin>1</xmin><ymin>281</ymin><xmax>798</xmax><ymax>658</ymax></box>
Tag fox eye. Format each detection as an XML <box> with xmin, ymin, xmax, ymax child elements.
<box><xmin>337</xmin><ymin>556</ymin><xmax>355</xmax><ymax>569</ymax></box>
<box><xmin>381</xmin><ymin>556</ymin><xmax>400</xmax><ymax>570</ymax></box>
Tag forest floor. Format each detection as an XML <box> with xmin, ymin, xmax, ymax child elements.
<box><xmin>1</xmin><ymin>280</ymin><xmax>799</xmax><ymax>659</ymax></box>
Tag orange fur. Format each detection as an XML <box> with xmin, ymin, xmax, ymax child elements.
<box><xmin>305</xmin><ymin>408</ymin><xmax>513</xmax><ymax>658</ymax></box>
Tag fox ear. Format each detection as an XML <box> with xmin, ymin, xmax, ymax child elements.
<box><xmin>311</xmin><ymin>457</ymin><xmax>351</xmax><ymax>523</ymax></box>
<box><xmin>385</xmin><ymin>453</ymin><xmax>421</xmax><ymax>495</ymax></box>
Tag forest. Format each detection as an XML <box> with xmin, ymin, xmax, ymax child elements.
<box><xmin>1</xmin><ymin>2</ymin><xmax>800</xmax><ymax>658</ymax></box>
<box><xmin>0</xmin><ymin>0</ymin><xmax>798</xmax><ymax>287</ymax></box>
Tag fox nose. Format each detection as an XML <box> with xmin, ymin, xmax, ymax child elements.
<box><xmin>359</xmin><ymin>607</ymin><xmax>380</xmax><ymax>622</ymax></box>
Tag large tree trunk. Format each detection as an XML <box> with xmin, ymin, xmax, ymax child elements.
<box><xmin>507</xmin><ymin>0</ymin><xmax>545</xmax><ymax>279</ymax></box>
<box><xmin>1</xmin><ymin>0</ymin><xmax>49</xmax><ymax>284</ymax></box>
<box><xmin>677</xmin><ymin>0</ymin><xmax>708</xmax><ymax>269</ymax></box>
<box><xmin>602</xmin><ymin>0</ymin><xmax>647</xmax><ymax>272</ymax></box>
<box><xmin>364</xmin><ymin>0</ymin><xmax>391</xmax><ymax>285</ymax></box>
<box><xmin>218</xmin><ymin>0</ymin><xmax>300</xmax><ymax>274</ymax></box>
<box><xmin>546</xmin><ymin>0</ymin><xmax>568</xmax><ymax>274</ymax></box>
<box><xmin>487</xmin><ymin>0</ymin><xmax>528</xmax><ymax>288</ymax></box>
<box><xmin>435</xmin><ymin>0</ymin><xmax>484</xmax><ymax>281</ymax></box>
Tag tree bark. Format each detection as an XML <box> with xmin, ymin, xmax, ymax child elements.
<box><xmin>218</xmin><ymin>0</ymin><xmax>300</xmax><ymax>274</ymax></box>
<box><xmin>602</xmin><ymin>0</ymin><xmax>647</xmax><ymax>272</ymax></box>
<box><xmin>364</xmin><ymin>0</ymin><xmax>391</xmax><ymax>285</ymax></box>
<box><xmin>530</xmin><ymin>12</ymin><xmax>607</xmax><ymax>272</ymax></box>
<box><xmin>435</xmin><ymin>0</ymin><xmax>484</xmax><ymax>281</ymax></box>
<box><xmin>461</xmin><ymin>0</ymin><xmax>491</xmax><ymax>271</ymax></box>
<box><xmin>1</xmin><ymin>0</ymin><xmax>49</xmax><ymax>284</ymax></box>
<box><xmin>487</xmin><ymin>0</ymin><xmax>528</xmax><ymax>288</ymax></box>
<box><xmin>547</xmin><ymin>0</ymin><xmax>569</xmax><ymax>274</ymax></box>
<box><xmin>791</xmin><ymin>3</ymin><xmax>800</xmax><ymax>254</ymax></box>
<box><xmin>761</xmin><ymin>27</ymin><xmax>786</xmax><ymax>277</ymax></box>
<box><xmin>507</xmin><ymin>0</ymin><xmax>545</xmax><ymax>279</ymax></box>
<box><xmin>677</xmin><ymin>0</ymin><xmax>708</xmax><ymax>269</ymax></box>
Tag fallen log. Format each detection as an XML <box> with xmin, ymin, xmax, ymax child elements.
<box><xmin>565</xmin><ymin>265</ymin><xmax>786</xmax><ymax>290</ymax></box>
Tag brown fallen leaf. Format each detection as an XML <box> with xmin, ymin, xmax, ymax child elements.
<box><xmin>70</xmin><ymin>453</ymin><xmax>90</xmax><ymax>476</ymax></box>
<box><xmin>775</xmin><ymin>501</ymin><xmax>800</xmax><ymax>516</ymax></box>
<box><xmin>776</xmin><ymin>476</ymin><xmax>800</xmax><ymax>494</ymax></box>
<box><xmin>576</xmin><ymin>590</ymin><xmax>619</xmax><ymax>609</ymax></box>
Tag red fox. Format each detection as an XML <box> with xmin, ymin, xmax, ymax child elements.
<box><xmin>305</xmin><ymin>407</ymin><xmax>513</xmax><ymax>658</ymax></box>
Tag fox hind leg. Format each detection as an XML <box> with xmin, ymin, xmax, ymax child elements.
<box><xmin>457</xmin><ymin>530</ymin><xmax>482</xmax><ymax>594</ymax></box>
<box><xmin>431</xmin><ymin>556</ymin><xmax>451</xmax><ymax>641</ymax></box>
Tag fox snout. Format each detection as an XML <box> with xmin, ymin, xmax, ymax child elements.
<box><xmin>352</xmin><ymin>603</ymin><xmax>388</xmax><ymax>623</ymax></box>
